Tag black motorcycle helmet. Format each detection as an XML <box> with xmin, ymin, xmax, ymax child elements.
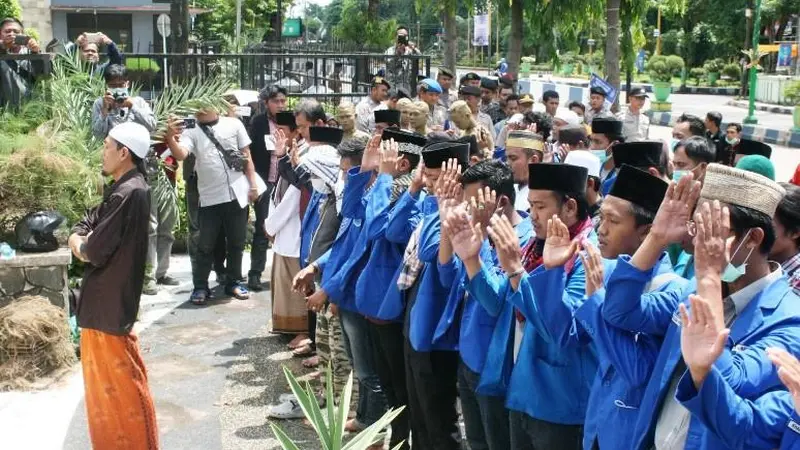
<box><xmin>15</xmin><ymin>211</ymin><xmax>65</xmax><ymax>253</ymax></box>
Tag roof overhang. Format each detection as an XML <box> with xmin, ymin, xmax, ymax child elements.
<box><xmin>50</xmin><ymin>5</ymin><xmax>210</xmax><ymax>14</ymax></box>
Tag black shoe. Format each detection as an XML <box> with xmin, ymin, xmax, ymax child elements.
<box><xmin>216</xmin><ymin>272</ymin><xmax>228</xmax><ymax>286</ymax></box>
<box><xmin>157</xmin><ymin>275</ymin><xmax>180</xmax><ymax>286</ymax></box>
<box><xmin>247</xmin><ymin>274</ymin><xmax>263</xmax><ymax>292</ymax></box>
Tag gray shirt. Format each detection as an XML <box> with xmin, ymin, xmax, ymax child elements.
<box><xmin>617</xmin><ymin>109</ymin><xmax>650</xmax><ymax>142</ymax></box>
<box><xmin>477</xmin><ymin>111</ymin><xmax>496</xmax><ymax>139</ymax></box>
<box><xmin>180</xmin><ymin>117</ymin><xmax>252</xmax><ymax>207</ymax></box>
<box><xmin>91</xmin><ymin>96</ymin><xmax>157</xmax><ymax>139</ymax></box>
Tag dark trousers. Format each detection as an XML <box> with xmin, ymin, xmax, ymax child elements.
<box><xmin>248</xmin><ymin>183</ymin><xmax>275</xmax><ymax>277</ymax></box>
<box><xmin>458</xmin><ymin>360</ymin><xmax>510</xmax><ymax>450</ymax></box>
<box><xmin>186</xmin><ymin>177</ymin><xmax>226</xmax><ymax>275</ymax></box>
<box><xmin>403</xmin><ymin>338</ymin><xmax>460</xmax><ymax>450</ymax></box>
<box><xmin>192</xmin><ymin>200</ymin><xmax>248</xmax><ymax>290</ymax></box>
<box><xmin>308</xmin><ymin>311</ymin><xmax>316</xmax><ymax>350</ymax></box>
<box><xmin>509</xmin><ymin>410</ymin><xmax>583</xmax><ymax>450</ymax></box>
<box><xmin>368</xmin><ymin>321</ymin><xmax>409</xmax><ymax>450</ymax></box>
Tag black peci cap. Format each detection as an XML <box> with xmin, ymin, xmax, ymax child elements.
<box><xmin>421</xmin><ymin>141</ymin><xmax>470</xmax><ymax>171</ymax></box>
<box><xmin>457</xmin><ymin>134</ymin><xmax>480</xmax><ymax>157</ymax></box>
<box><xmin>309</xmin><ymin>126</ymin><xmax>344</xmax><ymax>146</ymax></box>
<box><xmin>628</xmin><ymin>87</ymin><xmax>648</xmax><ymax>98</ymax></box>
<box><xmin>480</xmin><ymin>77</ymin><xmax>499</xmax><ymax>90</ymax></box>
<box><xmin>375</xmin><ymin>109</ymin><xmax>401</xmax><ymax>126</ymax></box>
<box><xmin>381</xmin><ymin>127</ymin><xmax>427</xmax><ymax>155</ymax></box>
<box><xmin>459</xmin><ymin>85</ymin><xmax>482</xmax><ymax>97</ymax></box>
<box><xmin>528</xmin><ymin>163</ymin><xmax>588</xmax><ymax>193</ymax></box>
<box><xmin>609</xmin><ymin>164</ymin><xmax>669</xmax><ymax>214</ymax></box>
<box><xmin>591</xmin><ymin>117</ymin><xmax>623</xmax><ymax>136</ymax></box>
<box><xmin>737</xmin><ymin>139</ymin><xmax>772</xmax><ymax>159</ymax></box>
<box><xmin>276</xmin><ymin>111</ymin><xmax>296</xmax><ymax>128</ymax></box>
<box><xmin>612</xmin><ymin>141</ymin><xmax>664</xmax><ymax>169</ymax></box>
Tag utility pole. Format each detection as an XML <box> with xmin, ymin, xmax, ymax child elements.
<box><xmin>744</xmin><ymin>0</ymin><xmax>762</xmax><ymax>124</ymax></box>
<box><xmin>495</xmin><ymin>4</ymin><xmax>500</xmax><ymax>58</ymax></box>
<box><xmin>655</xmin><ymin>6</ymin><xmax>662</xmax><ymax>55</ymax></box>
<box><xmin>742</xmin><ymin>0</ymin><xmax>753</xmax><ymax>97</ymax></box>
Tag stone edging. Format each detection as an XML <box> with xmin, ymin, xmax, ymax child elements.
<box><xmin>647</xmin><ymin>111</ymin><xmax>800</xmax><ymax>149</ymax></box>
<box><xmin>727</xmin><ymin>99</ymin><xmax>793</xmax><ymax>115</ymax></box>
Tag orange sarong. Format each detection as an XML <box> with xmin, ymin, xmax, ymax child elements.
<box><xmin>80</xmin><ymin>328</ymin><xmax>159</xmax><ymax>450</ymax></box>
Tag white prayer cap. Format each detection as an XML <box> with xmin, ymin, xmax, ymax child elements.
<box><xmin>564</xmin><ymin>150</ymin><xmax>601</xmax><ymax>178</ymax></box>
<box><xmin>108</xmin><ymin>122</ymin><xmax>152</xmax><ymax>159</ymax></box>
<box><xmin>554</xmin><ymin>107</ymin><xmax>580</xmax><ymax>126</ymax></box>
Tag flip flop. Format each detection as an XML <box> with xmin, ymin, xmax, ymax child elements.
<box><xmin>225</xmin><ymin>283</ymin><xmax>250</xmax><ymax>300</ymax></box>
<box><xmin>288</xmin><ymin>336</ymin><xmax>311</xmax><ymax>350</ymax></box>
<box><xmin>302</xmin><ymin>355</ymin><xmax>320</xmax><ymax>368</ymax></box>
<box><xmin>189</xmin><ymin>289</ymin><xmax>209</xmax><ymax>306</ymax></box>
<box><xmin>292</xmin><ymin>344</ymin><xmax>315</xmax><ymax>357</ymax></box>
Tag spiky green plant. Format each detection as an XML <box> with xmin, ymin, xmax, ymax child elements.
<box><xmin>271</xmin><ymin>366</ymin><xmax>405</xmax><ymax>450</ymax></box>
<box><xmin>150</xmin><ymin>76</ymin><xmax>234</xmax><ymax>141</ymax></box>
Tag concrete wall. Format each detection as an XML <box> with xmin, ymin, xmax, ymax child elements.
<box><xmin>50</xmin><ymin>11</ymin><xmax>156</xmax><ymax>53</ymax></box>
<box><xmin>19</xmin><ymin>0</ymin><xmax>53</xmax><ymax>44</ymax></box>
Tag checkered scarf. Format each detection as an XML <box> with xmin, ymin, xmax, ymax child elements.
<box><xmin>391</xmin><ymin>172</ymin><xmax>414</xmax><ymax>204</ymax></box>
<box><xmin>397</xmin><ymin>223</ymin><xmax>424</xmax><ymax>291</ymax></box>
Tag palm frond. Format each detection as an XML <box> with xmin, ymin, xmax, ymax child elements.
<box><xmin>150</xmin><ymin>76</ymin><xmax>234</xmax><ymax>142</ymax></box>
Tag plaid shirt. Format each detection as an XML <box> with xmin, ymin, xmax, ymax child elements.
<box><xmin>782</xmin><ymin>252</ymin><xmax>800</xmax><ymax>295</ymax></box>
<box><xmin>396</xmin><ymin>224</ymin><xmax>424</xmax><ymax>291</ymax></box>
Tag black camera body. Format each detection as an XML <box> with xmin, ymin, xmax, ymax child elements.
<box><xmin>112</xmin><ymin>91</ymin><xmax>128</xmax><ymax>104</ymax></box>
<box><xmin>13</xmin><ymin>35</ymin><xmax>31</xmax><ymax>46</ymax></box>
<box><xmin>397</xmin><ymin>34</ymin><xmax>409</xmax><ymax>45</ymax></box>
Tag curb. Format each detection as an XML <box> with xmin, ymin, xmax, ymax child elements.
<box><xmin>647</xmin><ymin>111</ymin><xmax>800</xmax><ymax>149</ymax></box>
<box><xmin>726</xmin><ymin>100</ymin><xmax>793</xmax><ymax>115</ymax></box>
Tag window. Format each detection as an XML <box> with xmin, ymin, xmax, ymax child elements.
<box><xmin>66</xmin><ymin>13</ymin><xmax>133</xmax><ymax>52</ymax></box>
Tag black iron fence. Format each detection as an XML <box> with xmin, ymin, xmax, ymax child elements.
<box><xmin>126</xmin><ymin>52</ymin><xmax>431</xmax><ymax>103</ymax></box>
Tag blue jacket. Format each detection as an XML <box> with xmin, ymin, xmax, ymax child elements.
<box><xmin>602</xmin><ymin>257</ymin><xmax>800</xmax><ymax>450</ymax></box>
<box><xmin>601</xmin><ymin>171</ymin><xmax>616</xmax><ymax>197</ymax></box>
<box><xmin>467</xmin><ymin>230</ymin><xmax>598</xmax><ymax>425</ymax></box>
<box><xmin>300</xmin><ymin>190</ymin><xmax>325</xmax><ymax>267</ymax></box>
<box><xmin>355</xmin><ymin>173</ymin><xmax>410</xmax><ymax>320</ymax></box>
<box><xmin>576</xmin><ymin>255</ymin><xmax>686</xmax><ymax>450</ymax></box>
<box><xmin>407</xmin><ymin>195</ymin><xmax>459</xmax><ymax>352</ymax></box>
<box><xmin>677</xmin><ymin>367</ymin><xmax>800</xmax><ymax>450</ymax></box>
<box><xmin>434</xmin><ymin>213</ymin><xmax>533</xmax><ymax>376</ymax></box>
<box><xmin>318</xmin><ymin>169</ymin><xmax>373</xmax><ymax>309</ymax></box>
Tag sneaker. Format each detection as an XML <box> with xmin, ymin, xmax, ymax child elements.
<box><xmin>278</xmin><ymin>393</ymin><xmax>296</xmax><ymax>403</ymax></box>
<box><xmin>247</xmin><ymin>274</ymin><xmax>263</xmax><ymax>292</ymax></box>
<box><xmin>267</xmin><ymin>399</ymin><xmax>305</xmax><ymax>419</ymax></box>
<box><xmin>157</xmin><ymin>275</ymin><xmax>180</xmax><ymax>286</ymax></box>
<box><xmin>142</xmin><ymin>281</ymin><xmax>158</xmax><ymax>296</ymax></box>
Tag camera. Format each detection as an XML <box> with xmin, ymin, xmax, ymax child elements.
<box><xmin>183</xmin><ymin>118</ymin><xmax>197</xmax><ymax>129</ymax></box>
<box><xmin>13</xmin><ymin>35</ymin><xmax>31</xmax><ymax>46</ymax></box>
<box><xmin>397</xmin><ymin>34</ymin><xmax>409</xmax><ymax>45</ymax></box>
<box><xmin>112</xmin><ymin>91</ymin><xmax>128</xmax><ymax>104</ymax></box>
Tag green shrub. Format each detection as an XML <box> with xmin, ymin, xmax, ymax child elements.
<box><xmin>689</xmin><ymin>67</ymin><xmax>706</xmax><ymax>86</ymax></box>
<box><xmin>703</xmin><ymin>58</ymin><xmax>724</xmax><ymax>73</ymax></box>
<box><xmin>784</xmin><ymin>80</ymin><xmax>800</xmax><ymax>106</ymax></box>
<box><xmin>647</xmin><ymin>55</ymin><xmax>672</xmax><ymax>83</ymax></box>
<box><xmin>0</xmin><ymin>0</ymin><xmax>22</xmax><ymax>23</ymax></box>
<box><xmin>722</xmin><ymin>63</ymin><xmax>742</xmax><ymax>80</ymax></box>
<box><xmin>665</xmin><ymin>55</ymin><xmax>686</xmax><ymax>75</ymax></box>
<box><xmin>126</xmin><ymin>57</ymin><xmax>161</xmax><ymax>72</ymax></box>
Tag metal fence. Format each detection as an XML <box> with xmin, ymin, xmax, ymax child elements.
<box><xmin>127</xmin><ymin>52</ymin><xmax>431</xmax><ymax>104</ymax></box>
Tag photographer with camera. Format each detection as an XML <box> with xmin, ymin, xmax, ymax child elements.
<box><xmin>384</xmin><ymin>26</ymin><xmax>421</xmax><ymax>94</ymax></box>
<box><xmin>91</xmin><ymin>64</ymin><xmax>157</xmax><ymax>139</ymax></box>
<box><xmin>76</xmin><ymin>32</ymin><xmax>123</xmax><ymax>76</ymax></box>
<box><xmin>0</xmin><ymin>18</ymin><xmax>41</xmax><ymax>107</ymax></box>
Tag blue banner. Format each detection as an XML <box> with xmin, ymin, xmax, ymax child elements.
<box><xmin>778</xmin><ymin>43</ymin><xmax>793</xmax><ymax>68</ymax></box>
<box><xmin>590</xmin><ymin>73</ymin><xmax>619</xmax><ymax>108</ymax></box>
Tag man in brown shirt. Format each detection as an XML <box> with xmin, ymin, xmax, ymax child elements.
<box><xmin>68</xmin><ymin>122</ymin><xmax>158</xmax><ymax>450</ymax></box>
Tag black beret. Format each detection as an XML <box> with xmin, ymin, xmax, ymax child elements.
<box><xmin>590</xmin><ymin>86</ymin><xmax>607</xmax><ymax>97</ymax></box>
<box><xmin>422</xmin><ymin>141</ymin><xmax>470</xmax><ymax>171</ymax></box>
<box><xmin>309</xmin><ymin>126</ymin><xmax>344</xmax><ymax>146</ymax></box>
<box><xmin>609</xmin><ymin>164</ymin><xmax>668</xmax><ymax>214</ymax></box>
<box><xmin>392</xmin><ymin>87</ymin><xmax>411</xmax><ymax>100</ymax></box>
<box><xmin>276</xmin><ymin>111</ymin><xmax>296</xmax><ymax>128</ymax></box>
<box><xmin>591</xmin><ymin>117</ymin><xmax>623</xmax><ymax>136</ymax></box>
<box><xmin>375</xmin><ymin>109</ymin><xmax>401</xmax><ymax>126</ymax></box>
<box><xmin>464</xmin><ymin>72</ymin><xmax>481</xmax><ymax>81</ymax></box>
<box><xmin>737</xmin><ymin>139</ymin><xmax>772</xmax><ymax>159</ymax></box>
<box><xmin>438</xmin><ymin>67</ymin><xmax>455</xmax><ymax>78</ymax></box>
<box><xmin>612</xmin><ymin>141</ymin><xmax>664</xmax><ymax>169</ymax></box>
<box><xmin>628</xmin><ymin>87</ymin><xmax>648</xmax><ymax>98</ymax></box>
<box><xmin>459</xmin><ymin>85</ymin><xmax>482</xmax><ymax>97</ymax></box>
<box><xmin>528</xmin><ymin>163</ymin><xmax>588</xmax><ymax>193</ymax></box>
<box><xmin>480</xmin><ymin>77</ymin><xmax>499</xmax><ymax>90</ymax></box>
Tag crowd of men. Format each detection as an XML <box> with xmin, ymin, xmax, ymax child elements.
<box><xmin>8</xmin><ymin>13</ymin><xmax>800</xmax><ymax>449</ymax></box>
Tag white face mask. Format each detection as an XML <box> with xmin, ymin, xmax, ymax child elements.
<box><xmin>310</xmin><ymin>178</ymin><xmax>331</xmax><ymax>194</ymax></box>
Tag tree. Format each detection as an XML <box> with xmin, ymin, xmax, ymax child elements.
<box><xmin>193</xmin><ymin>0</ymin><xmax>280</xmax><ymax>44</ymax></box>
<box><xmin>507</xmin><ymin>0</ymin><xmax>524</xmax><ymax>76</ymax></box>
<box><xmin>170</xmin><ymin>0</ymin><xmax>190</xmax><ymax>53</ymax></box>
<box><xmin>605</xmin><ymin>0</ymin><xmax>621</xmax><ymax>110</ymax></box>
<box><xmin>0</xmin><ymin>0</ymin><xmax>22</xmax><ymax>22</ymax></box>
<box><xmin>335</xmin><ymin>0</ymin><xmax>395</xmax><ymax>49</ymax></box>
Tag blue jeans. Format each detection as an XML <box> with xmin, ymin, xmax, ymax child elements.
<box><xmin>458</xmin><ymin>360</ymin><xmax>510</xmax><ymax>450</ymax></box>
<box><xmin>338</xmin><ymin>308</ymin><xmax>387</xmax><ymax>425</ymax></box>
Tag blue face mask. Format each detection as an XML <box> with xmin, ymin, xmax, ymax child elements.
<box><xmin>591</xmin><ymin>149</ymin><xmax>609</xmax><ymax>165</ymax></box>
<box><xmin>670</xmin><ymin>138</ymin><xmax>680</xmax><ymax>152</ymax></box>
<box><xmin>672</xmin><ymin>170</ymin><xmax>686</xmax><ymax>182</ymax></box>
<box><xmin>721</xmin><ymin>230</ymin><xmax>755</xmax><ymax>283</ymax></box>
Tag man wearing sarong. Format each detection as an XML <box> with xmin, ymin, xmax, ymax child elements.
<box><xmin>68</xmin><ymin>122</ymin><xmax>158</xmax><ymax>449</ymax></box>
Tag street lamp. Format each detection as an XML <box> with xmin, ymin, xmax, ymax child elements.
<box><xmin>744</xmin><ymin>0</ymin><xmax>762</xmax><ymax>125</ymax></box>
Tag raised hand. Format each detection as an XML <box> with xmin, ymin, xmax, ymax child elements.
<box><xmin>679</xmin><ymin>295</ymin><xmax>730</xmax><ymax>388</ymax></box>
<box><xmin>289</xmin><ymin>139</ymin><xmax>300</xmax><ymax>167</ymax></box>
<box><xmin>693</xmin><ymin>199</ymin><xmax>731</xmax><ymax>279</ymax></box>
<box><xmin>650</xmin><ymin>172</ymin><xmax>702</xmax><ymax>247</ymax></box>
<box><xmin>487</xmin><ymin>214</ymin><xmax>523</xmax><ymax>275</ymax></box>
<box><xmin>446</xmin><ymin>206</ymin><xmax>483</xmax><ymax>262</ymax></box>
<box><xmin>580</xmin><ymin>241</ymin><xmax>604</xmax><ymax>297</ymax></box>
<box><xmin>409</xmin><ymin>161</ymin><xmax>426</xmax><ymax>195</ymax></box>
<box><xmin>274</xmin><ymin>128</ymin><xmax>288</xmax><ymax>157</ymax></box>
<box><xmin>379</xmin><ymin>138</ymin><xmax>400</xmax><ymax>175</ymax></box>
<box><xmin>767</xmin><ymin>348</ymin><xmax>800</xmax><ymax>415</ymax></box>
<box><xmin>470</xmin><ymin>187</ymin><xmax>498</xmax><ymax>237</ymax></box>
<box><xmin>543</xmin><ymin>215</ymin><xmax>580</xmax><ymax>270</ymax></box>
<box><xmin>361</xmin><ymin>134</ymin><xmax>382</xmax><ymax>173</ymax></box>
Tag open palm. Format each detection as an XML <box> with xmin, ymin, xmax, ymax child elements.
<box><xmin>543</xmin><ymin>216</ymin><xmax>578</xmax><ymax>269</ymax></box>
<box><xmin>447</xmin><ymin>208</ymin><xmax>482</xmax><ymax>261</ymax></box>
<box><xmin>651</xmin><ymin>174</ymin><xmax>701</xmax><ymax>245</ymax></box>
<box><xmin>680</xmin><ymin>295</ymin><xmax>729</xmax><ymax>372</ymax></box>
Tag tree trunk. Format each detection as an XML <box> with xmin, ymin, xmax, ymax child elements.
<box><xmin>170</xmin><ymin>0</ymin><xmax>189</xmax><ymax>53</ymax></box>
<box><xmin>605</xmin><ymin>0</ymin><xmax>621</xmax><ymax>111</ymax></box>
<box><xmin>507</xmin><ymin>0</ymin><xmax>523</xmax><ymax>77</ymax></box>
<box><xmin>367</xmin><ymin>0</ymin><xmax>379</xmax><ymax>22</ymax></box>
<box><xmin>443</xmin><ymin>8</ymin><xmax>458</xmax><ymax>74</ymax></box>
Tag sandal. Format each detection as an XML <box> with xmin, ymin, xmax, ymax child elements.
<box><xmin>288</xmin><ymin>335</ymin><xmax>311</xmax><ymax>350</ymax></box>
<box><xmin>225</xmin><ymin>283</ymin><xmax>250</xmax><ymax>300</ymax></box>
<box><xmin>189</xmin><ymin>288</ymin><xmax>210</xmax><ymax>306</ymax></box>
<box><xmin>302</xmin><ymin>355</ymin><xmax>320</xmax><ymax>368</ymax></box>
<box><xmin>292</xmin><ymin>344</ymin><xmax>315</xmax><ymax>357</ymax></box>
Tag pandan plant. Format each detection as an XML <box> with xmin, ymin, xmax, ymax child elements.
<box><xmin>271</xmin><ymin>366</ymin><xmax>405</xmax><ymax>450</ymax></box>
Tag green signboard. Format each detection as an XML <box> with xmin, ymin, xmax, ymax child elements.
<box><xmin>283</xmin><ymin>18</ymin><xmax>302</xmax><ymax>37</ymax></box>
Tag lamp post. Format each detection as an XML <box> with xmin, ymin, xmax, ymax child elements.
<box><xmin>744</xmin><ymin>0</ymin><xmax>762</xmax><ymax>124</ymax></box>
<box><xmin>655</xmin><ymin>6</ymin><xmax>662</xmax><ymax>55</ymax></box>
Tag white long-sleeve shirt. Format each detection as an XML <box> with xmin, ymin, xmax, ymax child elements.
<box><xmin>265</xmin><ymin>185</ymin><xmax>301</xmax><ymax>258</ymax></box>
